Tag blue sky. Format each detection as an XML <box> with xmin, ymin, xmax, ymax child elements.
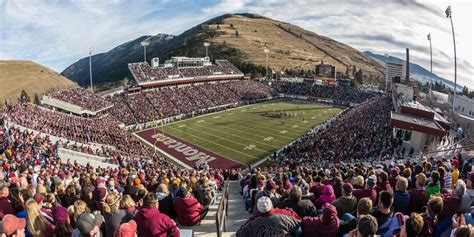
<box><xmin>1</xmin><ymin>0</ymin><xmax>472</xmax><ymax>87</ymax></box>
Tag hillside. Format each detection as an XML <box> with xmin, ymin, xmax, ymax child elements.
<box><xmin>62</xmin><ymin>13</ymin><xmax>384</xmax><ymax>86</ymax></box>
<box><xmin>0</xmin><ymin>60</ymin><xmax>77</xmax><ymax>105</ymax></box>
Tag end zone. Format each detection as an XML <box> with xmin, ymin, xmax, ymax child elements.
<box><xmin>134</xmin><ymin>128</ymin><xmax>245</xmax><ymax>169</ymax></box>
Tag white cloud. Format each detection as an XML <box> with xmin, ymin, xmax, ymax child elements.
<box><xmin>0</xmin><ymin>0</ymin><xmax>472</xmax><ymax>88</ymax></box>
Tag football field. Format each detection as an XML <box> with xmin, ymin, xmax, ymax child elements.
<box><xmin>155</xmin><ymin>99</ymin><xmax>342</xmax><ymax>166</ymax></box>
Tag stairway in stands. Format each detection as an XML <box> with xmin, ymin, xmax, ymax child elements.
<box><xmin>181</xmin><ymin>180</ymin><xmax>250</xmax><ymax>237</ymax></box>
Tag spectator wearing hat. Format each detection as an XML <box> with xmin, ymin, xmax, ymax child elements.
<box><xmin>375</xmin><ymin>171</ymin><xmax>391</xmax><ymax>200</ymax></box>
<box><xmin>103</xmin><ymin>192</ymin><xmax>126</xmax><ymax>237</ymax></box>
<box><xmin>301</xmin><ymin>203</ymin><xmax>339</xmax><ymax>237</ymax></box>
<box><xmin>114</xmin><ymin>220</ymin><xmax>137</xmax><ymax>237</ymax></box>
<box><xmin>34</xmin><ymin>193</ymin><xmax>54</xmax><ymax>224</ymax></box>
<box><xmin>277</xmin><ymin>186</ymin><xmax>316</xmax><ymax>218</ymax></box>
<box><xmin>426</xmin><ymin>171</ymin><xmax>441</xmax><ymax>199</ymax></box>
<box><xmin>315</xmin><ymin>184</ymin><xmax>336</xmax><ymax>209</ymax></box>
<box><xmin>91</xmin><ymin>188</ymin><xmax>108</xmax><ymax>213</ymax></box>
<box><xmin>156</xmin><ymin>183</ymin><xmax>175</xmax><ymax>220</ymax></box>
<box><xmin>353</xmin><ymin>175</ymin><xmax>377</xmax><ymax>204</ymax></box>
<box><xmin>253</xmin><ymin>180</ymin><xmax>281</xmax><ymax>215</ymax></box>
<box><xmin>174</xmin><ymin>188</ymin><xmax>207</xmax><ymax>226</ymax></box>
<box><xmin>72</xmin><ymin>212</ymin><xmax>104</xmax><ymax>237</ymax></box>
<box><xmin>408</xmin><ymin>173</ymin><xmax>427</xmax><ymax>214</ymax></box>
<box><xmin>389</xmin><ymin>168</ymin><xmax>399</xmax><ymax>190</ymax></box>
<box><xmin>310</xmin><ymin>176</ymin><xmax>325</xmax><ymax>200</ymax></box>
<box><xmin>53</xmin><ymin>205</ymin><xmax>73</xmax><ymax>236</ymax></box>
<box><xmin>337</xmin><ymin>197</ymin><xmax>373</xmax><ymax>237</ymax></box>
<box><xmin>236</xmin><ymin>196</ymin><xmax>300</xmax><ymax>237</ymax></box>
<box><xmin>371</xmin><ymin>190</ymin><xmax>394</xmax><ymax>228</ymax></box>
<box><xmin>0</xmin><ymin>180</ymin><xmax>13</xmax><ymax>220</ymax></box>
<box><xmin>1</xmin><ymin>214</ymin><xmax>26</xmax><ymax>237</ymax></box>
<box><xmin>393</xmin><ymin>177</ymin><xmax>410</xmax><ymax>215</ymax></box>
<box><xmin>135</xmin><ymin>192</ymin><xmax>179</xmax><ymax>237</ymax></box>
<box><xmin>349</xmin><ymin>214</ymin><xmax>378</xmax><ymax>237</ymax></box>
<box><xmin>332</xmin><ymin>182</ymin><xmax>357</xmax><ymax>219</ymax></box>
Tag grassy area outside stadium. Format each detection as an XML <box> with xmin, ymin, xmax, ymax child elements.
<box><xmin>152</xmin><ymin>99</ymin><xmax>342</xmax><ymax>165</ymax></box>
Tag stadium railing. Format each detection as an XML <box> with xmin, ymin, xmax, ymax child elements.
<box><xmin>215</xmin><ymin>179</ymin><xmax>230</xmax><ymax>237</ymax></box>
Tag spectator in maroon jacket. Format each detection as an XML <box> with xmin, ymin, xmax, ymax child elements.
<box><xmin>408</xmin><ymin>173</ymin><xmax>427</xmax><ymax>214</ymax></box>
<box><xmin>301</xmin><ymin>203</ymin><xmax>339</xmax><ymax>237</ymax></box>
<box><xmin>0</xmin><ymin>181</ymin><xmax>13</xmax><ymax>220</ymax></box>
<box><xmin>375</xmin><ymin>171</ymin><xmax>391</xmax><ymax>200</ymax></box>
<box><xmin>174</xmin><ymin>188</ymin><xmax>208</xmax><ymax>226</ymax></box>
<box><xmin>353</xmin><ymin>175</ymin><xmax>377</xmax><ymax>204</ymax></box>
<box><xmin>135</xmin><ymin>193</ymin><xmax>179</xmax><ymax>237</ymax></box>
<box><xmin>433</xmin><ymin>180</ymin><xmax>465</xmax><ymax>237</ymax></box>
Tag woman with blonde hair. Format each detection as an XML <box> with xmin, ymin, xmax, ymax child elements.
<box><xmin>73</xmin><ymin>200</ymin><xmax>90</xmax><ymax>223</ymax></box>
<box><xmin>120</xmin><ymin>194</ymin><xmax>138</xmax><ymax>223</ymax></box>
<box><xmin>103</xmin><ymin>192</ymin><xmax>126</xmax><ymax>237</ymax></box>
<box><xmin>25</xmin><ymin>199</ymin><xmax>54</xmax><ymax>237</ymax></box>
<box><xmin>157</xmin><ymin>183</ymin><xmax>176</xmax><ymax>219</ymax></box>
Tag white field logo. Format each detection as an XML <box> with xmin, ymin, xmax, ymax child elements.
<box><xmin>151</xmin><ymin>133</ymin><xmax>216</xmax><ymax>164</ymax></box>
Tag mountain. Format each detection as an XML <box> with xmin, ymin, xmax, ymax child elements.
<box><xmin>62</xmin><ymin>13</ymin><xmax>384</xmax><ymax>86</ymax></box>
<box><xmin>0</xmin><ymin>60</ymin><xmax>77</xmax><ymax>106</ymax></box>
<box><xmin>62</xmin><ymin>34</ymin><xmax>174</xmax><ymax>86</ymax></box>
<box><xmin>363</xmin><ymin>51</ymin><xmax>462</xmax><ymax>91</ymax></box>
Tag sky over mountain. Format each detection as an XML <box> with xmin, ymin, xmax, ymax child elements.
<box><xmin>1</xmin><ymin>0</ymin><xmax>472</xmax><ymax>87</ymax></box>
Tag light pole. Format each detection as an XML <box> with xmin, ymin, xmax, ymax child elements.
<box><xmin>427</xmin><ymin>33</ymin><xmax>433</xmax><ymax>100</ymax></box>
<box><xmin>264</xmin><ymin>49</ymin><xmax>269</xmax><ymax>80</ymax></box>
<box><xmin>141</xmin><ymin>41</ymin><xmax>149</xmax><ymax>63</ymax></box>
<box><xmin>203</xmin><ymin>42</ymin><xmax>210</xmax><ymax>58</ymax></box>
<box><xmin>89</xmin><ymin>47</ymin><xmax>94</xmax><ymax>93</ymax></box>
<box><xmin>446</xmin><ymin>5</ymin><xmax>457</xmax><ymax>126</ymax></box>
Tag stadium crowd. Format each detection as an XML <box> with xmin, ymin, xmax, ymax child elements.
<box><xmin>48</xmin><ymin>88</ymin><xmax>112</xmax><ymax>112</ymax></box>
<box><xmin>2</xmin><ymin>72</ymin><xmax>472</xmax><ymax>237</ymax></box>
<box><xmin>273</xmin><ymin>96</ymin><xmax>399</xmax><ymax>165</ymax></box>
<box><xmin>273</xmin><ymin>81</ymin><xmax>376</xmax><ymax>104</ymax></box>
<box><xmin>0</xmin><ymin>124</ymin><xmax>237</xmax><ymax>236</ymax></box>
<box><xmin>106</xmin><ymin>80</ymin><xmax>274</xmax><ymax>126</ymax></box>
<box><xmin>128</xmin><ymin>59</ymin><xmax>242</xmax><ymax>83</ymax></box>
<box><xmin>238</xmin><ymin>152</ymin><xmax>474</xmax><ymax>237</ymax></box>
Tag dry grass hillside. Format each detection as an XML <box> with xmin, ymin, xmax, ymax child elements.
<box><xmin>0</xmin><ymin>60</ymin><xmax>77</xmax><ymax>106</ymax></box>
<box><xmin>207</xmin><ymin>14</ymin><xmax>384</xmax><ymax>82</ymax></box>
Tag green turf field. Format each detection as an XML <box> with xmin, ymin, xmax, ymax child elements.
<box><xmin>162</xmin><ymin>100</ymin><xmax>342</xmax><ymax>165</ymax></box>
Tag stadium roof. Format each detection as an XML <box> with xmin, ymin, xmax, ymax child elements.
<box><xmin>390</xmin><ymin>111</ymin><xmax>446</xmax><ymax>137</ymax></box>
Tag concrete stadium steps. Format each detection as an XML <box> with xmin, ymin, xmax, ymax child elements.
<box><xmin>180</xmin><ymin>181</ymin><xmax>250</xmax><ymax>237</ymax></box>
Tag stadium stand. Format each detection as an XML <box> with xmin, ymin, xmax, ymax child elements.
<box><xmin>0</xmin><ymin>57</ymin><xmax>471</xmax><ymax>237</ymax></box>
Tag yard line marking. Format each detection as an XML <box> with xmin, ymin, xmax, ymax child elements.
<box><xmin>189</xmin><ymin>122</ymin><xmax>282</xmax><ymax>148</ymax></box>
<box><xmin>170</xmin><ymin>125</ymin><xmax>269</xmax><ymax>153</ymax></box>
<box><xmin>178</xmin><ymin>124</ymin><xmax>186</xmax><ymax>128</ymax></box>
<box><xmin>197</xmin><ymin>120</ymin><xmax>205</xmax><ymax>123</ymax></box>
<box><xmin>166</xmin><ymin>126</ymin><xmax>257</xmax><ymax>159</ymax></box>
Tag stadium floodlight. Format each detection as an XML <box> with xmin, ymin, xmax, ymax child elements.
<box><xmin>89</xmin><ymin>47</ymin><xmax>94</xmax><ymax>93</ymax></box>
<box><xmin>427</xmin><ymin>33</ymin><xmax>433</xmax><ymax>101</ymax></box>
<box><xmin>445</xmin><ymin>5</ymin><xmax>457</xmax><ymax>126</ymax></box>
<box><xmin>203</xmin><ymin>42</ymin><xmax>210</xmax><ymax>58</ymax></box>
<box><xmin>264</xmin><ymin>49</ymin><xmax>270</xmax><ymax>80</ymax></box>
<box><xmin>141</xmin><ymin>41</ymin><xmax>150</xmax><ymax>63</ymax></box>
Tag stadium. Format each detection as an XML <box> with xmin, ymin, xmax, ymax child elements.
<box><xmin>1</xmin><ymin>6</ymin><xmax>473</xmax><ymax>237</ymax></box>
